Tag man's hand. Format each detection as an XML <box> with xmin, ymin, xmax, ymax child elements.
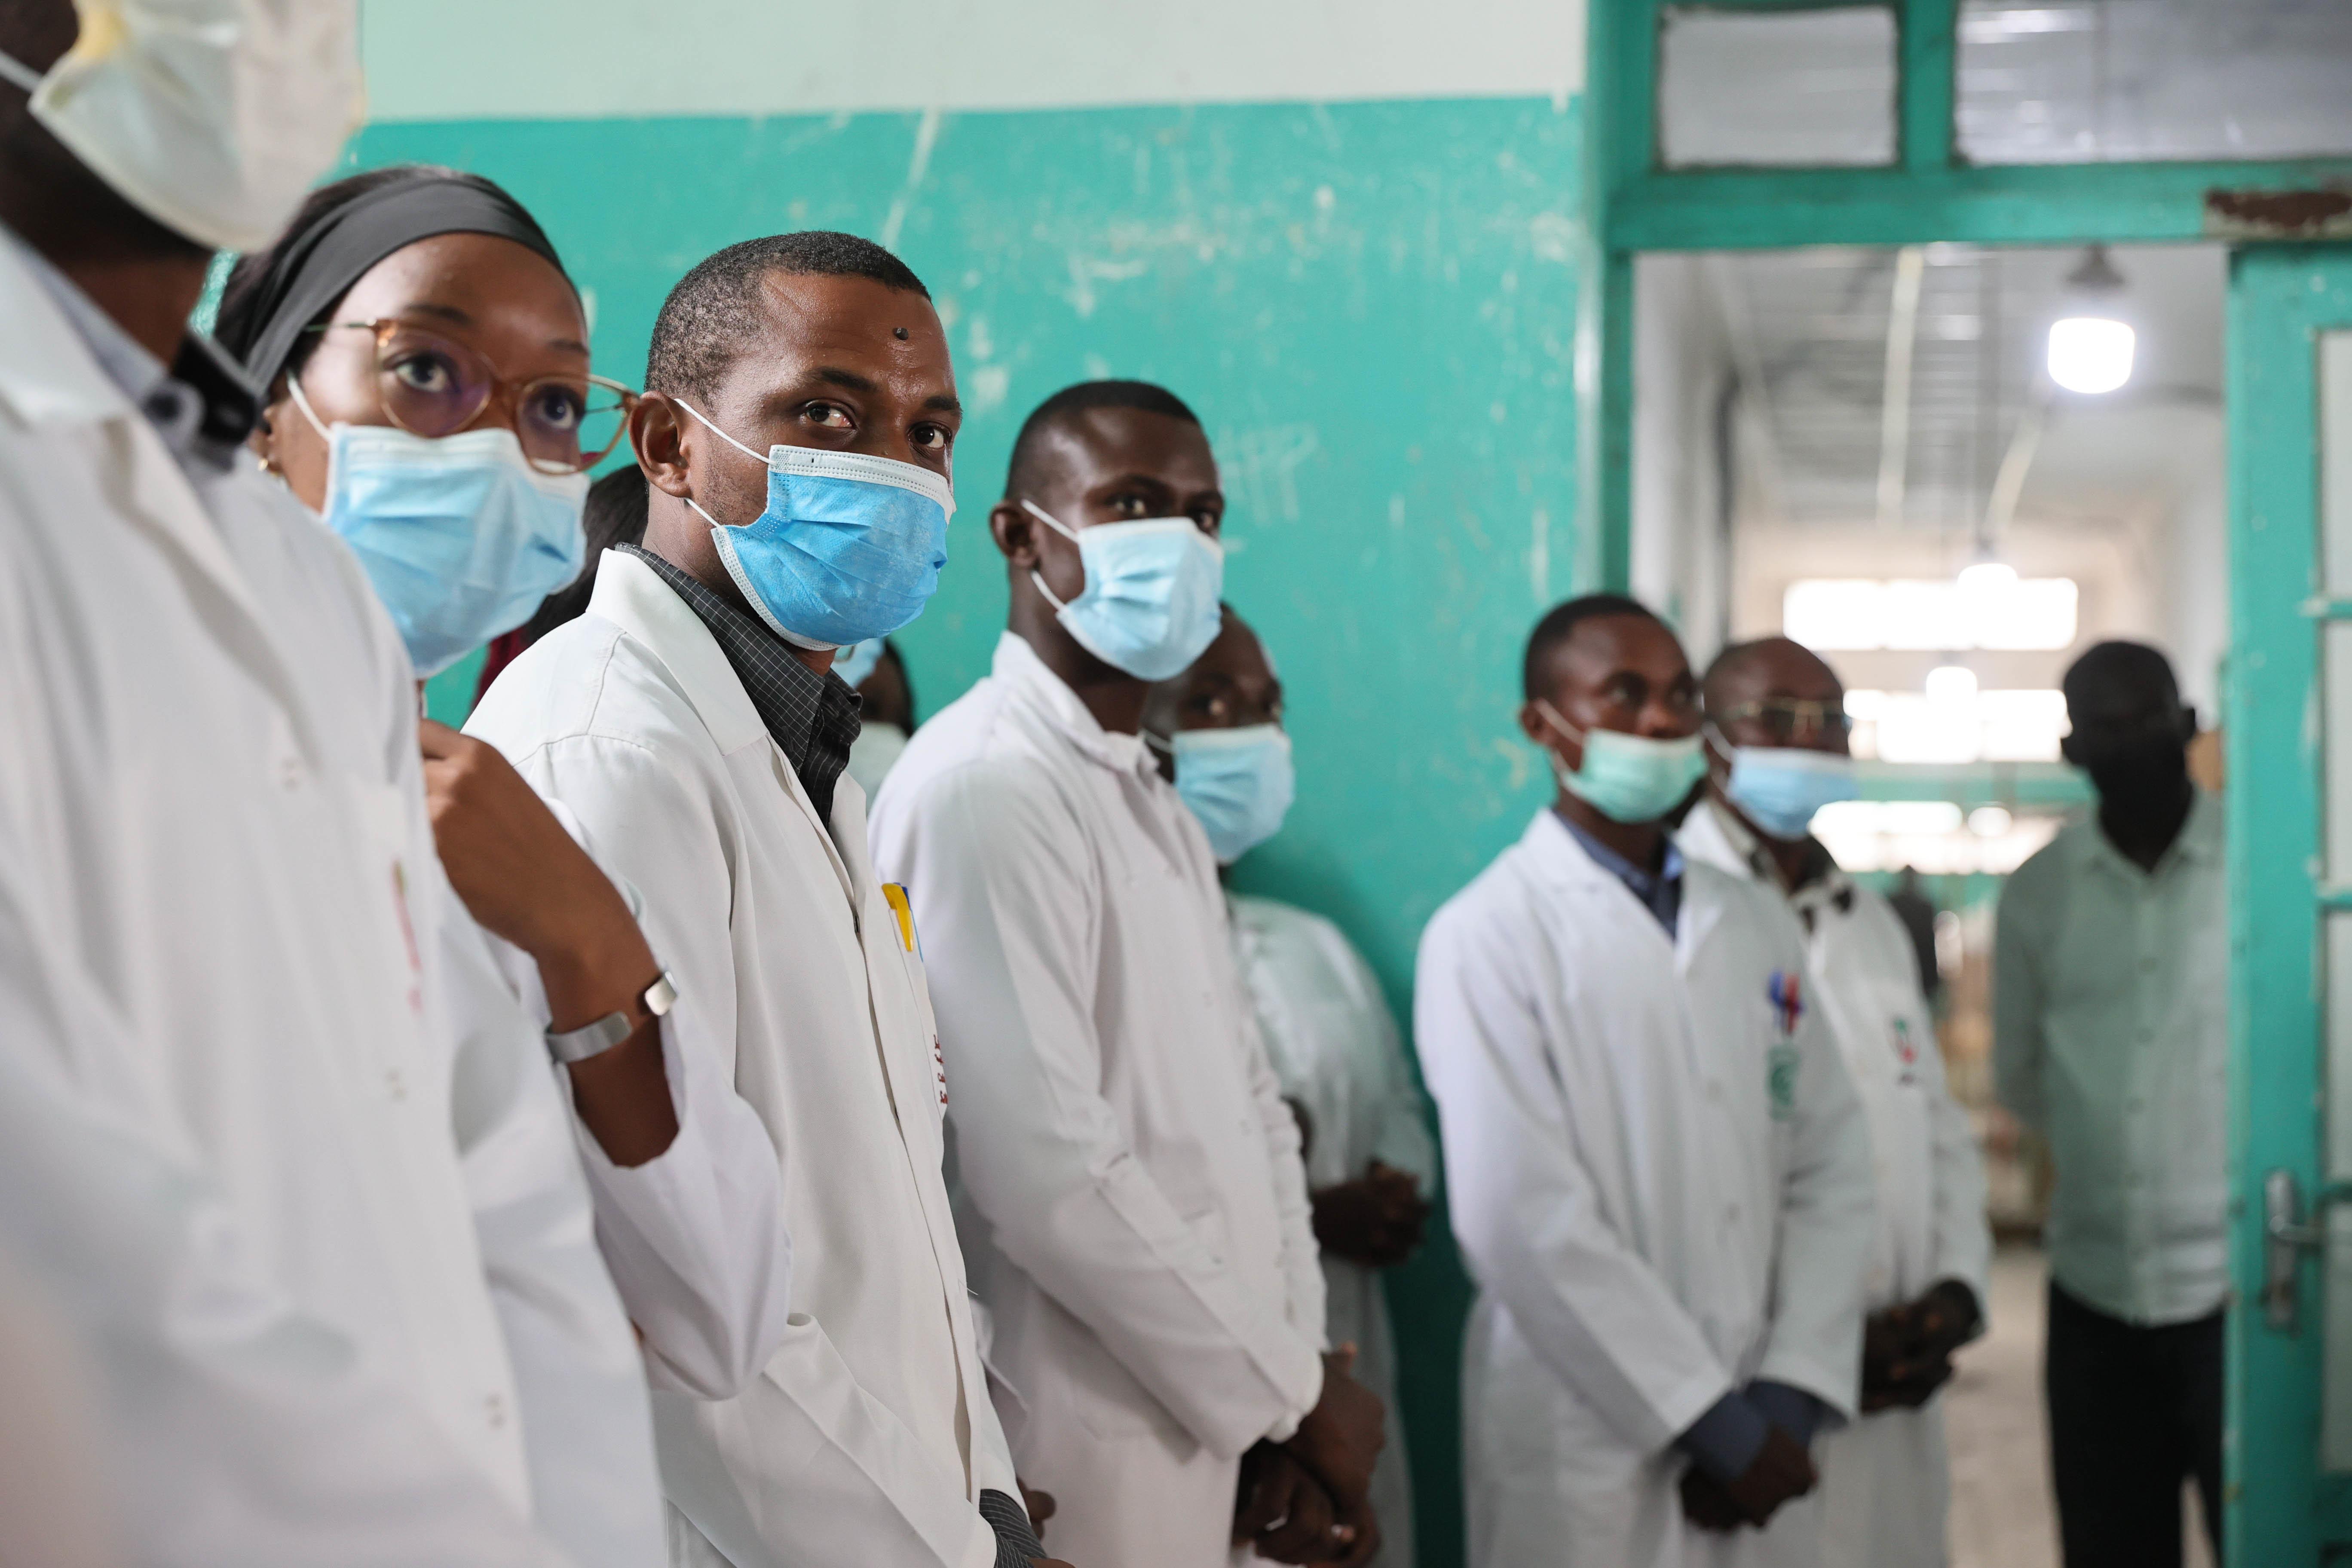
<box><xmin>1281</xmin><ymin>1347</ymin><xmax>1386</xmax><ymax>1510</ymax></box>
<box><xmin>1861</xmin><ymin>1279</ymin><xmax>1980</xmax><ymax>1411</ymax></box>
<box><xmin>1325</xmin><ymin>1492</ymin><xmax>1383</xmax><ymax>1568</ymax></box>
<box><xmin>1310</xmin><ymin>1162</ymin><xmax>1433</xmax><ymax>1269</ymax></box>
<box><xmin>1234</xmin><ymin>1442</ymin><xmax>1354</xmax><ymax>1562</ymax></box>
<box><xmin>1678</xmin><ymin>1466</ymin><xmax>1748</xmax><ymax>1533</ymax></box>
<box><xmin>419</xmin><ymin>721</ymin><xmax>649</xmax><ymax>997</ymax></box>
<box><xmin>1717</xmin><ymin>1424</ymin><xmax>1817</xmax><ymax>1527</ymax></box>
<box><xmin>1017</xmin><ymin>1480</ymin><xmax>1056</xmax><ymax>1538</ymax></box>
<box><xmin>419</xmin><ymin>720</ymin><xmax>677</xmax><ymax>1165</ymax></box>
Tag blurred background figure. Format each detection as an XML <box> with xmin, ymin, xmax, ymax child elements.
<box><xmin>1687</xmin><ymin>635</ymin><xmax>1991</xmax><ymax>1568</ymax></box>
<box><xmin>1995</xmin><ymin>642</ymin><xmax>2224</xmax><ymax>1568</ymax></box>
<box><xmin>1146</xmin><ymin>605</ymin><xmax>1436</xmax><ymax>1568</ymax></box>
<box><xmin>839</xmin><ymin>637</ymin><xmax>917</xmax><ymax>799</ymax></box>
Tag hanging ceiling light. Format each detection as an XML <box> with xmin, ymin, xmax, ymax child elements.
<box><xmin>2047</xmin><ymin>245</ymin><xmax>2135</xmax><ymax>395</ymax></box>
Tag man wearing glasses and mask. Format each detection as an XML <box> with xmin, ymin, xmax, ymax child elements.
<box><xmin>1994</xmin><ymin>642</ymin><xmax>2224</xmax><ymax>1568</ymax></box>
<box><xmin>1680</xmin><ymin>638</ymin><xmax>1990</xmax><ymax>1568</ymax></box>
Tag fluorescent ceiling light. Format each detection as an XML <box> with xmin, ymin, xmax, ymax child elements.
<box><xmin>2048</xmin><ymin>245</ymin><xmax>2134</xmax><ymax>395</ymax></box>
<box><xmin>1782</xmin><ymin>576</ymin><xmax>2077</xmax><ymax>651</ymax></box>
<box><xmin>1925</xmin><ymin>665</ymin><xmax>1980</xmax><ymax>703</ymax></box>
<box><xmin>2048</xmin><ymin>316</ymin><xmax>2136</xmax><ymax>394</ymax></box>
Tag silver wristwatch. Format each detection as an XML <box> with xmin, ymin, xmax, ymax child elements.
<box><xmin>546</xmin><ymin>971</ymin><xmax>678</xmax><ymax>1064</ymax></box>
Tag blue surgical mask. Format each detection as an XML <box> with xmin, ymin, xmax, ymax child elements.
<box><xmin>1167</xmin><ymin>724</ymin><xmax>1295</xmax><ymax>864</ymax></box>
<box><xmin>681</xmin><ymin>400</ymin><xmax>953</xmax><ymax>650</ymax></box>
<box><xmin>294</xmin><ymin>380</ymin><xmax>586</xmax><ymax>677</ymax></box>
<box><xmin>1534</xmin><ymin>699</ymin><xmax>1707</xmax><ymax>825</ymax></box>
<box><xmin>1023</xmin><ymin>500</ymin><xmax>1224</xmax><ymax>680</ymax></box>
<box><xmin>1718</xmin><ymin>739</ymin><xmax>1858</xmax><ymax>840</ymax></box>
<box><xmin>834</xmin><ymin>639</ymin><xmax>886</xmax><ymax>688</ymax></box>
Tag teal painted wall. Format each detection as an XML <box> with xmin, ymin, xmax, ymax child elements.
<box><xmin>358</xmin><ymin>98</ymin><xmax>1585</xmax><ymax>1564</ymax></box>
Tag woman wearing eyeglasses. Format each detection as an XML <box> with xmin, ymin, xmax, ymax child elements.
<box><xmin>216</xmin><ymin>166</ymin><xmax>792</xmax><ymax>1568</ymax></box>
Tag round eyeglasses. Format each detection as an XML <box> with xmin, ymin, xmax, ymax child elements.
<box><xmin>1711</xmin><ymin>697</ymin><xmax>1853</xmax><ymax>746</ymax></box>
<box><xmin>302</xmin><ymin>318</ymin><xmax>636</xmax><ymax>475</ymax></box>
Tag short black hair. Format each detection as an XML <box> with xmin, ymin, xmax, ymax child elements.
<box><xmin>1004</xmin><ymin>380</ymin><xmax>1201</xmax><ymax>499</ymax></box>
<box><xmin>2062</xmin><ymin>640</ymin><xmax>2180</xmax><ymax>708</ymax></box>
<box><xmin>645</xmin><ymin>231</ymin><xmax>931</xmax><ymax>405</ymax></box>
<box><xmin>214</xmin><ymin>164</ymin><xmax>469</xmax><ymax>387</ymax></box>
<box><xmin>1700</xmin><ymin>635</ymin><xmax>1840</xmax><ymax>712</ymax></box>
<box><xmin>1522</xmin><ymin>593</ymin><xmax>1663</xmax><ymax>701</ymax></box>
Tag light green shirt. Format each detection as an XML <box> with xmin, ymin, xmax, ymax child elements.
<box><xmin>1993</xmin><ymin>788</ymin><xmax>2228</xmax><ymax>1324</ymax></box>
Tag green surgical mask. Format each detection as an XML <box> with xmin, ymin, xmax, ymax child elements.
<box><xmin>1534</xmin><ymin>699</ymin><xmax>1708</xmax><ymax>824</ymax></box>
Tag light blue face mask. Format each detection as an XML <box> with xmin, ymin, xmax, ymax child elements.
<box><xmin>1718</xmin><ymin>739</ymin><xmax>1859</xmax><ymax>840</ymax></box>
<box><xmin>1022</xmin><ymin>500</ymin><xmax>1224</xmax><ymax>680</ymax></box>
<box><xmin>833</xmin><ymin>639</ymin><xmax>886</xmax><ymax>688</ymax></box>
<box><xmin>1534</xmin><ymin>698</ymin><xmax>1708</xmax><ymax>825</ymax></box>
<box><xmin>294</xmin><ymin>380</ymin><xmax>587</xmax><ymax>677</ymax></box>
<box><xmin>1167</xmin><ymin>724</ymin><xmax>1295</xmax><ymax>864</ymax></box>
<box><xmin>681</xmin><ymin>400</ymin><xmax>953</xmax><ymax>650</ymax></box>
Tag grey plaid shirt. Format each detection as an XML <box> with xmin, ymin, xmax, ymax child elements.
<box><xmin>621</xmin><ymin>546</ymin><xmax>861</xmax><ymax>821</ymax></box>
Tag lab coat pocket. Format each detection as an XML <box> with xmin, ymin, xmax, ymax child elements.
<box><xmin>1045</xmin><ymin>1311</ymin><xmax>1187</xmax><ymax>1443</ymax></box>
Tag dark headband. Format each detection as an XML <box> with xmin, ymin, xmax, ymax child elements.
<box><xmin>225</xmin><ymin>171</ymin><xmax>567</xmax><ymax>391</ymax></box>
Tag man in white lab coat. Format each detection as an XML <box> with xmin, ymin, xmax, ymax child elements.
<box><xmin>1416</xmin><ymin>594</ymin><xmax>1875</xmax><ymax>1568</ymax></box>
<box><xmin>1681</xmin><ymin>637</ymin><xmax>1991</xmax><ymax>1568</ymax></box>
<box><xmin>1141</xmin><ymin>607</ymin><xmax>1438</xmax><ymax>1568</ymax></box>
<box><xmin>0</xmin><ymin>1</ymin><xmax>605</xmax><ymax>1560</ymax></box>
<box><xmin>470</xmin><ymin>232</ymin><xmax>1058</xmax><ymax>1568</ymax></box>
<box><xmin>870</xmin><ymin>381</ymin><xmax>1386</xmax><ymax>1568</ymax></box>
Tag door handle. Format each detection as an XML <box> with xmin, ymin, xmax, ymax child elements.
<box><xmin>2264</xmin><ymin>1170</ymin><xmax>2352</xmax><ymax>1331</ymax></box>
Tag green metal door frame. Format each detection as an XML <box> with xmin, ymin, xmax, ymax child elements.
<box><xmin>1581</xmin><ymin>3</ymin><xmax>2352</xmax><ymax>1561</ymax></box>
<box><xmin>2225</xmin><ymin>244</ymin><xmax>2352</xmax><ymax>1565</ymax></box>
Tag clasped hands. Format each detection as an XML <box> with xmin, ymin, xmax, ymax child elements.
<box><xmin>1232</xmin><ymin>1347</ymin><xmax>1386</xmax><ymax>1565</ymax></box>
<box><xmin>1679</xmin><ymin>1278</ymin><xmax>1980</xmax><ymax>1534</ymax></box>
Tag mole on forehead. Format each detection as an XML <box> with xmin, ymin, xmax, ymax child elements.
<box><xmin>893</xmin><ymin>325</ymin><xmax>909</xmax><ymax>340</ymax></box>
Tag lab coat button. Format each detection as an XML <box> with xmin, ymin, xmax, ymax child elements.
<box><xmin>484</xmin><ymin>1393</ymin><xmax>506</xmax><ymax>1429</ymax></box>
<box><xmin>385</xmin><ymin>1069</ymin><xmax>406</xmax><ymax>1101</ymax></box>
<box><xmin>276</xmin><ymin>755</ymin><xmax>303</xmax><ymax>790</ymax></box>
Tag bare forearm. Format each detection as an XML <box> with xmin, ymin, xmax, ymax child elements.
<box><xmin>535</xmin><ymin>921</ymin><xmax>677</xmax><ymax>1169</ymax></box>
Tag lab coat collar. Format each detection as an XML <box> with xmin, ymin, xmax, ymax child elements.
<box><xmin>588</xmin><ymin>549</ymin><xmax>774</xmax><ymax>758</ymax></box>
<box><xmin>0</xmin><ymin>225</ymin><xmax>138</xmax><ymax>429</ymax></box>
<box><xmin>588</xmin><ymin>548</ymin><xmax>861</xmax><ymax>906</ymax></box>
<box><xmin>1525</xmin><ymin>805</ymin><xmax>1741</xmax><ymax>970</ymax></box>
<box><xmin>990</xmin><ymin>630</ymin><xmax>1159</xmax><ymax>780</ymax></box>
<box><xmin>1683</xmin><ymin>798</ymin><xmax>1855</xmax><ymax>931</ymax></box>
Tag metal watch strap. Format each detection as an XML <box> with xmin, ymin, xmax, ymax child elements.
<box><xmin>545</xmin><ymin>971</ymin><xmax>678</xmax><ymax>1065</ymax></box>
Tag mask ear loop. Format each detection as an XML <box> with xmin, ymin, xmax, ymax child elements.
<box><xmin>285</xmin><ymin>374</ymin><xmax>334</xmax><ymax>442</ymax></box>
<box><xmin>673</xmin><ymin>397</ymin><xmax>775</xmax><ymax>532</ymax></box>
<box><xmin>1020</xmin><ymin>499</ymin><xmax>1086</xmax><ymax>612</ymax></box>
<box><xmin>0</xmin><ymin>48</ymin><xmax>44</xmax><ymax>95</ymax></box>
<box><xmin>1698</xmin><ymin>719</ymin><xmax>1739</xmax><ymax>775</ymax></box>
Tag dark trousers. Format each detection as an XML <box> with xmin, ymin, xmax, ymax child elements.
<box><xmin>2046</xmin><ymin>1281</ymin><xmax>2224</xmax><ymax>1568</ymax></box>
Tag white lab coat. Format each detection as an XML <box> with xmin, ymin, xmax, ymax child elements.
<box><xmin>1681</xmin><ymin>802</ymin><xmax>1991</xmax><ymax>1568</ymax></box>
<box><xmin>1228</xmin><ymin>893</ymin><xmax>1434</xmax><ymax>1568</ymax></box>
<box><xmin>0</xmin><ymin>234</ymin><xmax>588</xmax><ymax>1564</ymax></box>
<box><xmin>1415</xmin><ymin>810</ymin><xmax>1875</xmax><ymax>1568</ymax></box>
<box><xmin>468</xmin><ymin>549</ymin><xmax>1017</xmax><ymax>1568</ymax></box>
<box><xmin>870</xmin><ymin>632</ymin><xmax>1328</xmax><ymax>1568</ymax></box>
<box><xmin>480</xmin><ymin>829</ymin><xmax>795</xmax><ymax>1404</ymax></box>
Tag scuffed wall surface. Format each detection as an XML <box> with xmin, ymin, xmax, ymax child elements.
<box><xmin>356</xmin><ymin>96</ymin><xmax>1584</xmax><ymax>1565</ymax></box>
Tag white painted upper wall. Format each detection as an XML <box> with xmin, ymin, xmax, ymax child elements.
<box><xmin>360</xmin><ymin>0</ymin><xmax>1586</xmax><ymax>121</ymax></box>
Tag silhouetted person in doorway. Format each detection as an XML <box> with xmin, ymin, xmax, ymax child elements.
<box><xmin>1995</xmin><ymin>641</ymin><xmax>2224</xmax><ymax>1568</ymax></box>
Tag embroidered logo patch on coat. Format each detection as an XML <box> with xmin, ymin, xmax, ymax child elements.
<box><xmin>1766</xmin><ymin>969</ymin><xmax>1804</xmax><ymax>1120</ymax></box>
